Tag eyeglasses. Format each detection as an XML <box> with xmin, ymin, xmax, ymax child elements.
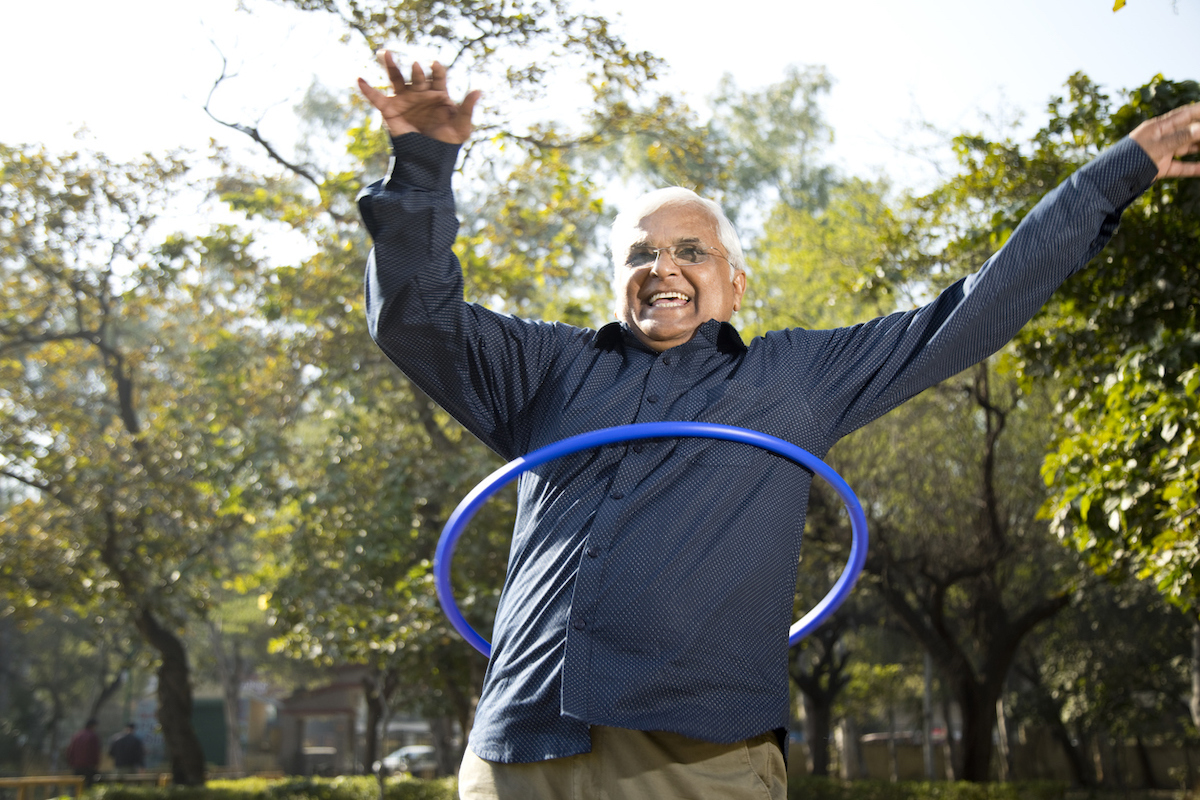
<box><xmin>625</xmin><ymin>243</ymin><xmax>728</xmax><ymax>269</ymax></box>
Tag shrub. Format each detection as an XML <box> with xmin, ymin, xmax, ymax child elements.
<box><xmin>88</xmin><ymin>776</ymin><xmax>457</xmax><ymax>800</ymax></box>
<box><xmin>787</xmin><ymin>776</ymin><xmax>1067</xmax><ymax>800</ymax></box>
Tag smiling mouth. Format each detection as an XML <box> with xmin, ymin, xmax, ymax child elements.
<box><xmin>647</xmin><ymin>291</ymin><xmax>691</xmax><ymax>307</ymax></box>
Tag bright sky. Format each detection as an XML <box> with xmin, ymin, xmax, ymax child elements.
<box><xmin>1</xmin><ymin>0</ymin><xmax>1196</xmax><ymax>191</ymax></box>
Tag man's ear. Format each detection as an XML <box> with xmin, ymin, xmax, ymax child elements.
<box><xmin>732</xmin><ymin>270</ymin><xmax>747</xmax><ymax>312</ymax></box>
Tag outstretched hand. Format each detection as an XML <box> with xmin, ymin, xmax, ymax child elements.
<box><xmin>357</xmin><ymin>51</ymin><xmax>481</xmax><ymax>144</ymax></box>
<box><xmin>1129</xmin><ymin>102</ymin><xmax>1200</xmax><ymax>180</ymax></box>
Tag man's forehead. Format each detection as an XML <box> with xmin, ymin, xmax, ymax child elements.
<box><xmin>630</xmin><ymin>203</ymin><xmax>720</xmax><ymax>242</ymax></box>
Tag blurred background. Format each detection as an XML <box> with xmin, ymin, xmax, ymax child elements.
<box><xmin>1</xmin><ymin>0</ymin><xmax>1198</xmax><ymax>788</ymax></box>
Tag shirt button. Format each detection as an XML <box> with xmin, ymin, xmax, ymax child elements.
<box><xmin>611</xmin><ymin>491</ymin><xmax>624</xmax><ymax>500</ymax></box>
<box><xmin>647</xmin><ymin>394</ymin><xmax>659</xmax><ymax>403</ymax></box>
<box><xmin>632</xmin><ymin>443</ymin><xmax>644</xmax><ymax>453</ymax></box>
<box><xmin>573</xmin><ymin>619</ymin><xmax>587</xmax><ymax>630</ymax></box>
<box><xmin>586</xmin><ymin>546</ymin><xmax>599</xmax><ymax>558</ymax></box>
<box><xmin>662</xmin><ymin>357</ymin><xmax>671</xmax><ymax>365</ymax></box>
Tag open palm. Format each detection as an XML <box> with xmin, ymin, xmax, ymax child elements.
<box><xmin>357</xmin><ymin>52</ymin><xmax>481</xmax><ymax>144</ymax></box>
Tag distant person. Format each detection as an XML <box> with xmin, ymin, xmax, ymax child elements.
<box><xmin>65</xmin><ymin>718</ymin><xmax>101</xmax><ymax>786</ymax></box>
<box><xmin>109</xmin><ymin>723</ymin><xmax>146</xmax><ymax>774</ymax></box>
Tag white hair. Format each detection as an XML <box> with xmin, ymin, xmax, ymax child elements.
<box><xmin>609</xmin><ymin>188</ymin><xmax>747</xmax><ymax>282</ymax></box>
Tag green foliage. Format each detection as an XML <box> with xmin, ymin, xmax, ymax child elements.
<box><xmin>1013</xmin><ymin>575</ymin><xmax>1193</xmax><ymax>745</ymax></box>
<box><xmin>708</xmin><ymin>65</ymin><xmax>836</xmax><ymax>213</ymax></box>
<box><xmin>0</xmin><ymin>142</ymin><xmax>303</xmax><ymax>612</ymax></box>
<box><xmin>1003</xmin><ymin>76</ymin><xmax>1200</xmax><ymax>610</ymax></box>
<box><xmin>880</xmin><ymin>72</ymin><xmax>1200</xmax><ymax>615</ymax></box>
<box><xmin>0</xmin><ymin>140</ymin><xmax>307</xmax><ymax>779</ymax></box>
<box><xmin>1041</xmin><ymin>341</ymin><xmax>1200</xmax><ymax>607</ymax></box>
<box><xmin>839</xmin><ymin>663</ymin><xmax>924</xmax><ymax>722</ymax></box>
<box><xmin>787</xmin><ymin>776</ymin><xmax>1067</xmax><ymax>800</ymax></box>
<box><xmin>83</xmin><ymin>774</ymin><xmax>1068</xmax><ymax>800</ymax></box>
<box><xmin>603</xmin><ymin>66</ymin><xmax>837</xmax><ymax>216</ymax></box>
<box><xmin>457</xmin><ymin>144</ymin><xmax>610</xmax><ymax>325</ymax></box>
<box><xmin>745</xmin><ymin>176</ymin><xmax>900</xmax><ymax>336</ymax></box>
<box><xmin>89</xmin><ymin>776</ymin><xmax>456</xmax><ymax>800</ymax></box>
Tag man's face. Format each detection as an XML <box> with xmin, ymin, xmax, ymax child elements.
<box><xmin>615</xmin><ymin>203</ymin><xmax>747</xmax><ymax>352</ymax></box>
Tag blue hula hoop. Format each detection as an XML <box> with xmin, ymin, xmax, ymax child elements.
<box><xmin>434</xmin><ymin>421</ymin><xmax>869</xmax><ymax>658</ymax></box>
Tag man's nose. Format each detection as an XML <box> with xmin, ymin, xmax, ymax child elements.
<box><xmin>648</xmin><ymin>249</ymin><xmax>678</xmax><ymax>277</ymax></box>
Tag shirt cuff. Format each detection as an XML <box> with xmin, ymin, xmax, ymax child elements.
<box><xmin>383</xmin><ymin>133</ymin><xmax>462</xmax><ymax>193</ymax></box>
<box><xmin>1077</xmin><ymin>136</ymin><xmax>1159</xmax><ymax>211</ymax></box>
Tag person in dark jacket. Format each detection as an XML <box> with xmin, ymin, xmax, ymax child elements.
<box><xmin>109</xmin><ymin>723</ymin><xmax>146</xmax><ymax>774</ymax></box>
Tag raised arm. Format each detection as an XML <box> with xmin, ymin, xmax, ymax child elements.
<box><xmin>799</xmin><ymin>116</ymin><xmax>1183</xmax><ymax>443</ymax></box>
<box><xmin>356</xmin><ymin>59</ymin><xmax>583</xmax><ymax>461</ymax></box>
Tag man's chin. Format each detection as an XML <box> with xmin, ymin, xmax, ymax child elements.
<box><xmin>631</xmin><ymin>321</ymin><xmax>698</xmax><ymax>351</ymax></box>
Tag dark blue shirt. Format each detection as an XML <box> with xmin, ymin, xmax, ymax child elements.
<box><xmin>359</xmin><ymin>133</ymin><xmax>1156</xmax><ymax>763</ymax></box>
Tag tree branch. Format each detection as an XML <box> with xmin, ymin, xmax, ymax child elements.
<box><xmin>204</xmin><ymin>49</ymin><xmax>324</xmax><ymax>191</ymax></box>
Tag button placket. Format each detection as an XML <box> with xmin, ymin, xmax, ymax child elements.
<box><xmin>566</xmin><ymin>353</ymin><xmax>681</xmax><ymax>702</ymax></box>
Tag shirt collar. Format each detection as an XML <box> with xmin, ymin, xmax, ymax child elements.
<box><xmin>591</xmin><ymin>320</ymin><xmax>747</xmax><ymax>355</ymax></box>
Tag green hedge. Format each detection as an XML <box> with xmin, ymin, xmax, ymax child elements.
<box><xmin>89</xmin><ymin>776</ymin><xmax>457</xmax><ymax>800</ymax></box>
<box><xmin>86</xmin><ymin>774</ymin><xmax>1066</xmax><ymax>800</ymax></box>
<box><xmin>788</xmin><ymin>776</ymin><xmax>1068</xmax><ymax>800</ymax></box>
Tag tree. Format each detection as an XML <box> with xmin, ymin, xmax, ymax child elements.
<box><xmin>0</xmin><ymin>607</ymin><xmax>139</xmax><ymax>772</ymax></box>
<box><xmin>840</xmin><ymin>364</ymin><xmax>1076</xmax><ymax>781</ymax></box>
<box><xmin>746</xmin><ymin>174</ymin><xmax>902</xmax><ymax>777</ymax></box>
<box><xmin>899</xmin><ymin>73</ymin><xmax>1200</xmax><ymax>613</ymax></box>
<box><xmin>1016</xmin><ymin>78</ymin><xmax>1200</xmax><ymax>614</ymax></box>
<box><xmin>917</xmin><ymin>73</ymin><xmax>1200</xmax><ymax>732</ymax></box>
<box><xmin>1012</xmin><ymin>576</ymin><xmax>1194</xmax><ymax>787</ymax></box>
<box><xmin>788</xmin><ymin>481</ymin><xmax>878</xmax><ymax>778</ymax></box>
<box><xmin>0</xmin><ymin>143</ymin><xmax>302</xmax><ymax>784</ymax></box>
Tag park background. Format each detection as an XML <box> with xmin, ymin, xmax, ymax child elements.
<box><xmin>1</xmin><ymin>0</ymin><xmax>1199</xmax><ymax>791</ymax></box>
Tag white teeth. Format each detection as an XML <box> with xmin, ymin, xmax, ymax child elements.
<box><xmin>649</xmin><ymin>292</ymin><xmax>690</xmax><ymax>303</ymax></box>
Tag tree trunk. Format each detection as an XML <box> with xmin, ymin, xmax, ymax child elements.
<box><xmin>1049</xmin><ymin>719</ymin><xmax>1093</xmax><ymax>787</ymax></box>
<box><xmin>429</xmin><ymin>716</ymin><xmax>458</xmax><ymax>778</ymax></box>
<box><xmin>363</xmin><ymin>686</ymin><xmax>383</xmax><ymax>771</ymax></box>
<box><xmin>994</xmin><ymin>695</ymin><xmax>1011</xmax><ymax>782</ymax></box>
<box><xmin>1136</xmin><ymin>734</ymin><xmax>1157</xmax><ymax>789</ymax></box>
<box><xmin>955</xmin><ymin>676</ymin><xmax>1000</xmax><ymax>783</ymax></box>
<box><xmin>922</xmin><ymin>653</ymin><xmax>935</xmax><ymax>780</ymax></box>
<box><xmin>940</xmin><ymin>693</ymin><xmax>959</xmax><ymax>780</ymax></box>
<box><xmin>887</xmin><ymin>708</ymin><xmax>899</xmax><ymax>782</ymax></box>
<box><xmin>87</xmin><ymin>663</ymin><xmax>125</xmax><ymax>722</ymax></box>
<box><xmin>137</xmin><ymin>607</ymin><xmax>206</xmax><ymax>785</ymax></box>
<box><xmin>47</xmin><ymin>694</ymin><xmax>65</xmax><ymax>774</ymax></box>
<box><xmin>838</xmin><ymin>716</ymin><xmax>866</xmax><ymax>779</ymax></box>
<box><xmin>364</xmin><ymin>684</ymin><xmax>386</xmax><ymax>800</ymax></box>
<box><xmin>208</xmin><ymin>622</ymin><xmax>245</xmax><ymax>774</ymax></box>
<box><xmin>1191</xmin><ymin>619</ymin><xmax>1200</xmax><ymax>731</ymax></box>
<box><xmin>803</xmin><ymin>693</ymin><xmax>834</xmax><ymax>776</ymax></box>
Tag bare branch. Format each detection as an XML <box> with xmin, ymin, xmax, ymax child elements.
<box><xmin>0</xmin><ymin>327</ymin><xmax>101</xmax><ymax>357</ymax></box>
<box><xmin>204</xmin><ymin>47</ymin><xmax>324</xmax><ymax>190</ymax></box>
<box><xmin>0</xmin><ymin>468</ymin><xmax>54</xmax><ymax>496</ymax></box>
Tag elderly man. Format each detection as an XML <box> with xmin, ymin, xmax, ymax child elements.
<box><xmin>356</xmin><ymin>55</ymin><xmax>1200</xmax><ymax>799</ymax></box>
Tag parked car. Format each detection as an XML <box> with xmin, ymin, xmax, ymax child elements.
<box><xmin>382</xmin><ymin>744</ymin><xmax>438</xmax><ymax>777</ymax></box>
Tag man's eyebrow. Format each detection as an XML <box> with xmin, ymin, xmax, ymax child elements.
<box><xmin>627</xmin><ymin>236</ymin><xmax>707</xmax><ymax>249</ymax></box>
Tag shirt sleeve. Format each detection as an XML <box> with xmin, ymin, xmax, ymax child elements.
<box><xmin>358</xmin><ymin>134</ymin><xmax>584</xmax><ymax>460</ymax></box>
<box><xmin>791</xmin><ymin>136</ymin><xmax>1159</xmax><ymax>443</ymax></box>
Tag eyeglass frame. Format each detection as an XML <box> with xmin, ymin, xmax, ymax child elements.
<box><xmin>623</xmin><ymin>241</ymin><xmax>731</xmax><ymax>270</ymax></box>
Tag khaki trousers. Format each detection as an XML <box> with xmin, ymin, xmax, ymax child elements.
<box><xmin>458</xmin><ymin>726</ymin><xmax>786</xmax><ymax>800</ymax></box>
